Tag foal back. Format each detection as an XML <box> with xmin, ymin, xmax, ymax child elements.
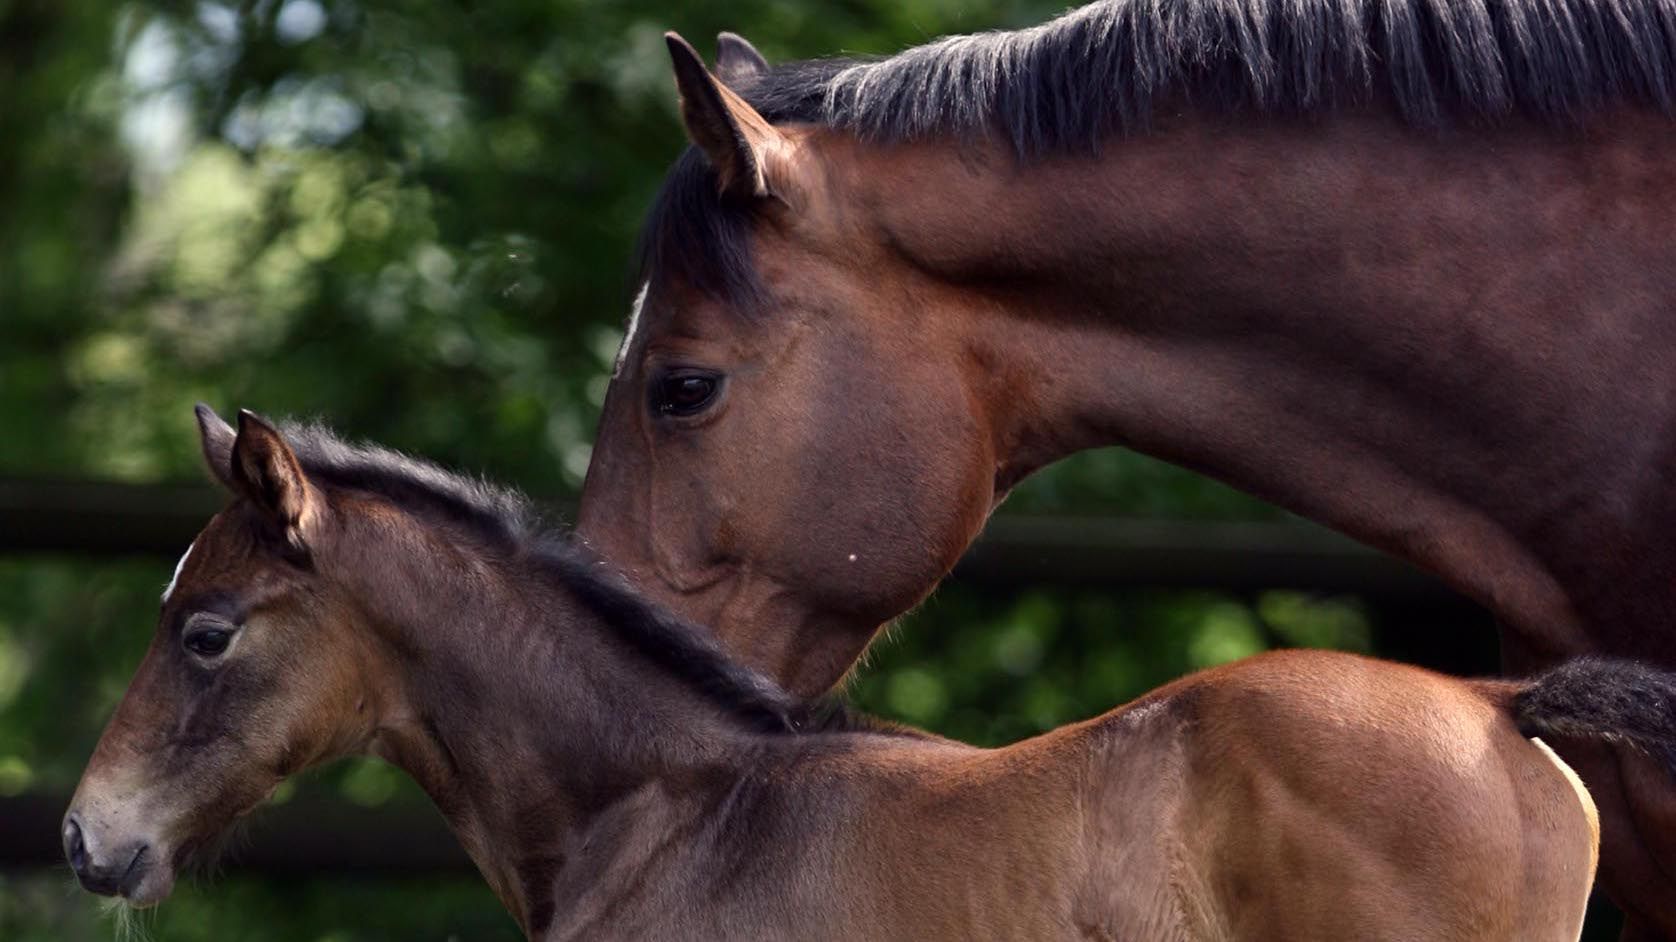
<box><xmin>1073</xmin><ymin>650</ymin><xmax>1598</xmax><ymax>941</ymax></box>
<box><xmin>793</xmin><ymin>651</ymin><xmax>1597</xmax><ymax>941</ymax></box>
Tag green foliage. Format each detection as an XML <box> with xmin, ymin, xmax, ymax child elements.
<box><xmin>0</xmin><ymin>871</ymin><xmax>518</xmax><ymax>942</ymax></box>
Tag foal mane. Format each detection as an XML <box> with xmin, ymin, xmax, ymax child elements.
<box><xmin>274</xmin><ymin>422</ymin><xmax>867</xmax><ymax>735</ymax></box>
<box><xmin>641</xmin><ymin>0</ymin><xmax>1676</xmax><ymax>300</ymax></box>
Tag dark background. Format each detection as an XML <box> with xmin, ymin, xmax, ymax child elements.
<box><xmin>0</xmin><ymin>0</ymin><xmax>1612</xmax><ymax>937</ymax></box>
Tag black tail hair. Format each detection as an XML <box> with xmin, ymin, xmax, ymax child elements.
<box><xmin>1513</xmin><ymin>657</ymin><xmax>1676</xmax><ymax>778</ymax></box>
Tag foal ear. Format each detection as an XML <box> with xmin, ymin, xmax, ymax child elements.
<box><xmin>231</xmin><ymin>409</ymin><xmax>319</xmax><ymax>548</ymax></box>
<box><xmin>666</xmin><ymin>31</ymin><xmax>794</xmax><ymax>202</ymax></box>
<box><xmin>195</xmin><ymin>403</ymin><xmax>237</xmax><ymax>490</ymax></box>
<box><xmin>715</xmin><ymin>32</ymin><xmax>769</xmax><ymax>85</ymax></box>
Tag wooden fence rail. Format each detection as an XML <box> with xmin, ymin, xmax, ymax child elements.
<box><xmin>0</xmin><ymin>477</ymin><xmax>1460</xmax><ymax>599</ymax></box>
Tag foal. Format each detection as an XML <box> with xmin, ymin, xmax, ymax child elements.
<box><xmin>65</xmin><ymin>407</ymin><xmax>1664</xmax><ymax>939</ymax></box>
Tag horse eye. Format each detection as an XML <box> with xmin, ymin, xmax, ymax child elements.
<box><xmin>184</xmin><ymin>627</ymin><xmax>233</xmax><ymax>659</ymax></box>
<box><xmin>652</xmin><ymin>371</ymin><xmax>721</xmax><ymax>417</ymax></box>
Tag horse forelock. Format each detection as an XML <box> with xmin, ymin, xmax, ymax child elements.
<box><xmin>634</xmin><ymin>147</ymin><xmax>764</xmax><ymax>309</ymax></box>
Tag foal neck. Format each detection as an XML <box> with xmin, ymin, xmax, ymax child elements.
<box><xmin>337</xmin><ymin>517</ymin><xmax>772</xmax><ymax>935</ymax></box>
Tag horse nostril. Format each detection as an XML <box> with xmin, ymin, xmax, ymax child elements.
<box><xmin>63</xmin><ymin>815</ymin><xmax>88</xmax><ymax>874</ymax></box>
<box><xmin>121</xmin><ymin>844</ymin><xmax>151</xmax><ymax>890</ymax></box>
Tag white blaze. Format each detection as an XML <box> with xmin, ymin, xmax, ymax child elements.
<box><xmin>614</xmin><ymin>281</ymin><xmax>650</xmax><ymax>378</ymax></box>
<box><xmin>162</xmin><ymin>540</ymin><xmax>196</xmax><ymax>602</ymax></box>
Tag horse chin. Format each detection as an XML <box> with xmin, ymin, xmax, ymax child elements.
<box><xmin>119</xmin><ymin>854</ymin><xmax>176</xmax><ymax>908</ymax></box>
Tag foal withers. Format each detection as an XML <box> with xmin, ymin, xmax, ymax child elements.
<box><xmin>65</xmin><ymin>407</ymin><xmax>1663</xmax><ymax>939</ymax></box>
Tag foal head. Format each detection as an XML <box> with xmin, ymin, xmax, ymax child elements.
<box><xmin>63</xmin><ymin>407</ymin><xmax>386</xmax><ymax>906</ymax></box>
<box><xmin>579</xmin><ymin>36</ymin><xmax>1005</xmax><ymax>697</ymax></box>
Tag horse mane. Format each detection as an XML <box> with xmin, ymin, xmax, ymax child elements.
<box><xmin>272</xmin><ymin>421</ymin><xmax>874</xmax><ymax>735</ymax></box>
<box><xmin>745</xmin><ymin>0</ymin><xmax>1676</xmax><ymax>153</ymax></box>
<box><xmin>640</xmin><ymin>0</ymin><xmax>1676</xmax><ymax>300</ymax></box>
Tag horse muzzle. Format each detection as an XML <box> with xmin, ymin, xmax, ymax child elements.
<box><xmin>62</xmin><ymin>810</ymin><xmax>174</xmax><ymax>906</ymax></box>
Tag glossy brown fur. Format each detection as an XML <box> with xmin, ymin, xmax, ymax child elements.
<box><xmin>579</xmin><ymin>26</ymin><xmax>1676</xmax><ymax>936</ymax></box>
<box><xmin>66</xmin><ymin>411</ymin><xmax>1603</xmax><ymax>939</ymax></box>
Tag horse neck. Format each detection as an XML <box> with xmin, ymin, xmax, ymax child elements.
<box><xmin>843</xmin><ymin>109</ymin><xmax>1676</xmax><ymax>657</ymax></box>
<box><xmin>331</xmin><ymin>519</ymin><xmax>762</xmax><ymax>934</ymax></box>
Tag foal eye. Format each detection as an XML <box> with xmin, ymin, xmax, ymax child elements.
<box><xmin>651</xmin><ymin>370</ymin><xmax>721</xmax><ymax>417</ymax></box>
<box><xmin>184</xmin><ymin>627</ymin><xmax>234</xmax><ymax>659</ymax></box>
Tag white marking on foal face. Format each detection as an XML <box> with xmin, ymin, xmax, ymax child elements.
<box><xmin>162</xmin><ymin>540</ymin><xmax>196</xmax><ymax>602</ymax></box>
<box><xmin>614</xmin><ymin>281</ymin><xmax>650</xmax><ymax>379</ymax></box>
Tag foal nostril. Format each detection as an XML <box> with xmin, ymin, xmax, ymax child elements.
<box><xmin>63</xmin><ymin>815</ymin><xmax>88</xmax><ymax>874</ymax></box>
<box><xmin>62</xmin><ymin>814</ymin><xmax>153</xmax><ymax>897</ymax></box>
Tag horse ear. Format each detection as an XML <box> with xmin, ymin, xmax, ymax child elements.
<box><xmin>231</xmin><ymin>409</ymin><xmax>318</xmax><ymax>549</ymax></box>
<box><xmin>715</xmin><ymin>31</ymin><xmax>769</xmax><ymax>85</ymax></box>
<box><xmin>195</xmin><ymin>403</ymin><xmax>237</xmax><ymax>490</ymax></box>
<box><xmin>665</xmin><ymin>31</ymin><xmax>791</xmax><ymax>202</ymax></box>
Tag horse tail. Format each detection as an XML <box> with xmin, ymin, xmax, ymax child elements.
<box><xmin>1510</xmin><ymin>656</ymin><xmax>1676</xmax><ymax>778</ymax></box>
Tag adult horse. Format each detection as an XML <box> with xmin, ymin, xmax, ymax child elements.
<box><xmin>575</xmin><ymin>3</ymin><xmax>1676</xmax><ymax>936</ymax></box>
<box><xmin>65</xmin><ymin>406</ymin><xmax>1667</xmax><ymax>938</ymax></box>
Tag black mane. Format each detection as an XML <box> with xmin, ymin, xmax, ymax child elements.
<box><xmin>743</xmin><ymin>0</ymin><xmax>1676</xmax><ymax>153</ymax></box>
<box><xmin>640</xmin><ymin>0</ymin><xmax>1676</xmax><ymax>299</ymax></box>
<box><xmin>275</xmin><ymin>421</ymin><xmax>867</xmax><ymax>735</ymax></box>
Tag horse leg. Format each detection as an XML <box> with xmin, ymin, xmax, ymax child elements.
<box><xmin>1501</xmin><ymin>626</ymin><xmax>1676</xmax><ymax>940</ymax></box>
<box><xmin>1611</xmin><ymin>749</ymin><xmax>1676</xmax><ymax>941</ymax></box>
